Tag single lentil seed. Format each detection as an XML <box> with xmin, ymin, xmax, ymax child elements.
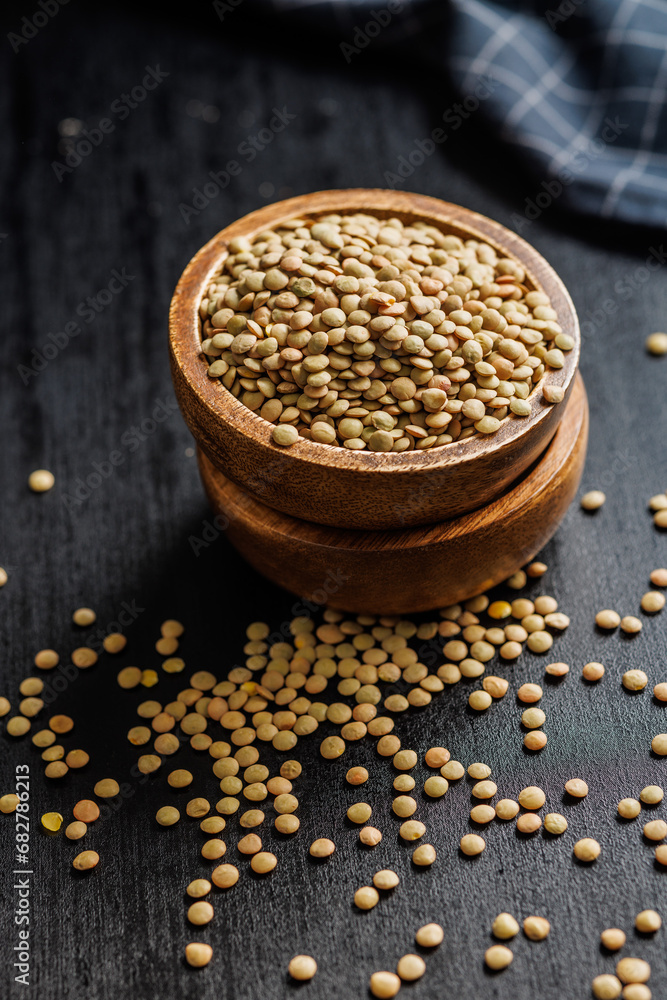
<box><xmin>517</xmin><ymin>813</ymin><xmax>542</xmax><ymax>834</ymax></box>
<box><xmin>646</xmin><ymin>331</ymin><xmax>667</xmax><ymax>355</ymax></box>
<box><xmin>635</xmin><ymin>910</ymin><xmax>661</xmax><ymax>933</ymax></box>
<box><xmin>288</xmin><ymin>956</ymin><xmax>317</xmax><ymax>981</ymax></box>
<box><xmin>601</xmin><ymin>928</ymin><xmax>626</xmax><ymax>951</ymax></box>
<box><xmin>211</xmin><ymin>864</ymin><xmax>239</xmax><ymax>888</ymax></box>
<box><xmin>250</xmin><ymin>852</ymin><xmax>277</xmax><ymax>873</ymax></box>
<box><xmin>369</xmin><ymin>971</ymin><xmax>401</xmax><ymax>998</ymax></box>
<box><xmin>583</xmin><ymin>662</ymin><xmax>605</xmax><ymax>681</ymax></box>
<box><xmin>485</xmin><ymin>946</ymin><xmax>513</xmax><ymax>970</ymax></box>
<box><xmin>643</xmin><ymin>819</ymin><xmax>667</xmax><ymax>841</ymax></box>
<box><xmin>640</xmin><ymin>785</ymin><xmax>663</xmax><ymax>804</ymax></box>
<box><xmin>28</xmin><ymin>469</ymin><xmax>55</xmax><ymax>492</ymax></box>
<box><xmin>186</xmin><ymin>879</ymin><xmax>212</xmax><ymax>898</ymax></box>
<box><xmin>460</xmin><ymin>834</ymin><xmax>485</xmax><ymax>856</ymax></box>
<box><xmin>616</xmin><ymin>959</ymin><xmax>651</xmax><ymax>985</ymax></box>
<box><xmin>565</xmin><ymin>778</ymin><xmax>589</xmax><ymax>798</ymax></box>
<box><xmin>495</xmin><ymin>799</ymin><xmax>519</xmax><ymax>820</ymax></box>
<box><xmin>492</xmin><ymin>913</ymin><xmax>520</xmax><ymax>939</ymax></box>
<box><xmin>544</xmin><ymin>813</ymin><xmax>568</xmax><ymax>834</ymax></box>
<box><xmin>412</xmin><ymin>843</ymin><xmax>436</xmax><ymax>866</ymax></box>
<box><xmin>596</xmin><ymin>610</ymin><xmax>620</xmax><ymax>629</ymax></box>
<box><xmin>188</xmin><ymin>901</ymin><xmax>214</xmax><ymax>926</ymax></box>
<box><xmin>184</xmin><ymin>943</ymin><xmax>213</xmax><ymax>968</ymax></box>
<box><xmin>71</xmin><ymin>849</ymin><xmax>99</xmax><ymax>871</ymax></box>
<box><xmin>397</xmin><ymin>954</ymin><xmax>426</xmax><ymax>981</ymax></box>
<box><xmin>41</xmin><ymin>811</ymin><xmax>64</xmax><ymax>832</ymax></box>
<box><xmin>523</xmin><ymin>916</ymin><xmax>550</xmax><ymax>940</ymax></box>
<box><xmin>618</xmin><ymin>798</ymin><xmax>641</xmax><ymax>819</ymax></box>
<box><xmin>573</xmin><ymin>837</ymin><xmax>601</xmax><ymax>861</ymax></box>
<box><xmin>622</xmin><ymin>985</ymin><xmax>651</xmax><ymax>1000</ymax></box>
<box><xmin>65</xmin><ymin>821</ymin><xmax>87</xmax><ymax>840</ymax></box>
<box><xmin>156</xmin><ymin>806</ymin><xmax>180</xmax><ymax>827</ymax></box>
<box><xmin>592</xmin><ymin>974</ymin><xmax>622</xmax><ymax>999</ymax></box>
<box><xmin>94</xmin><ymin>778</ymin><xmax>119</xmax><ymax>798</ymax></box>
<box><xmin>581</xmin><ymin>490</ymin><xmax>606</xmax><ymax>510</ymax></box>
<box><xmin>415</xmin><ymin>923</ymin><xmax>443</xmax><ymax>947</ymax></box>
<box><xmin>73</xmin><ymin>800</ymin><xmax>99</xmax><ymax>823</ymax></box>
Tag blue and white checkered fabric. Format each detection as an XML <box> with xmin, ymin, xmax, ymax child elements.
<box><xmin>272</xmin><ymin>0</ymin><xmax>667</xmax><ymax>227</ymax></box>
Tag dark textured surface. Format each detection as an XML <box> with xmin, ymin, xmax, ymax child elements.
<box><xmin>1</xmin><ymin>6</ymin><xmax>667</xmax><ymax>999</ymax></box>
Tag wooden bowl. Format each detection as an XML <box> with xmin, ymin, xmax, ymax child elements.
<box><xmin>170</xmin><ymin>189</ymin><xmax>580</xmax><ymax>530</ymax></box>
<box><xmin>199</xmin><ymin>373</ymin><xmax>588</xmax><ymax>614</ymax></box>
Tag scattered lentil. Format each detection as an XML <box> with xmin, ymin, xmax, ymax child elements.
<box><xmin>596</xmin><ymin>611</ymin><xmax>620</xmax><ymax>630</ymax></box>
<box><xmin>517</xmin><ymin>813</ymin><xmax>542</xmax><ymax>834</ymax></box>
<box><xmin>518</xmin><ymin>786</ymin><xmax>545</xmax><ymax>810</ymax></box>
<box><xmin>495</xmin><ymin>799</ymin><xmax>520</xmax><ymax>820</ymax></box>
<box><xmin>397</xmin><ymin>954</ymin><xmax>425</xmax><ymax>981</ymax></box>
<box><xmin>250</xmin><ymin>852</ymin><xmax>277</xmax><ymax>873</ymax></box>
<box><xmin>635</xmin><ymin>909</ymin><xmax>661</xmax><ymax>933</ymax></box>
<box><xmin>544</xmin><ymin>813</ymin><xmax>568</xmax><ymax>834</ymax></box>
<box><xmin>211</xmin><ymin>864</ymin><xmax>239</xmax><ymax>888</ymax></box>
<box><xmin>640</xmin><ymin>785</ymin><xmax>663</xmax><ymax>804</ymax></box>
<box><xmin>288</xmin><ymin>956</ymin><xmax>317</xmax><ymax>981</ymax></box>
<box><xmin>581</xmin><ymin>490</ymin><xmax>606</xmax><ymax>511</ymax></box>
<box><xmin>601</xmin><ymin>929</ymin><xmax>626</xmax><ymax>951</ymax></box>
<box><xmin>374</xmin><ymin>869</ymin><xmax>399</xmax><ymax>890</ymax></box>
<box><xmin>583</xmin><ymin>662</ymin><xmax>605</xmax><ymax>682</ymax></box>
<box><xmin>592</xmin><ymin>975</ymin><xmax>623</xmax><ymax>999</ymax></box>
<box><xmin>460</xmin><ymin>834</ymin><xmax>485</xmax><ymax>856</ymax></box>
<box><xmin>492</xmin><ymin>913</ymin><xmax>520</xmax><ymax>939</ymax></box>
<box><xmin>156</xmin><ymin>806</ymin><xmax>180</xmax><ymax>827</ymax></box>
<box><xmin>643</xmin><ymin>819</ymin><xmax>667</xmax><ymax>841</ymax></box>
<box><xmin>28</xmin><ymin>469</ymin><xmax>55</xmax><ymax>492</ymax></box>
<box><xmin>573</xmin><ymin>837</ymin><xmax>601</xmax><ymax>862</ymax></box>
<box><xmin>65</xmin><ymin>821</ymin><xmax>87</xmax><ymax>840</ymax></box>
<box><xmin>485</xmin><ymin>945</ymin><xmax>513</xmax><ymax>970</ymax></box>
<box><xmin>369</xmin><ymin>971</ymin><xmax>401</xmax><ymax>998</ymax></box>
<box><xmin>565</xmin><ymin>778</ymin><xmax>589</xmax><ymax>798</ymax></box>
<box><xmin>415</xmin><ymin>923</ymin><xmax>443</xmax><ymax>947</ymax></box>
<box><xmin>523</xmin><ymin>916</ymin><xmax>550</xmax><ymax>940</ymax></box>
<box><xmin>412</xmin><ymin>843</ymin><xmax>436</xmax><ymax>866</ymax></box>
<box><xmin>41</xmin><ymin>812</ymin><xmax>64</xmax><ymax>832</ymax></box>
<box><xmin>616</xmin><ymin>959</ymin><xmax>651</xmax><ymax>985</ymax></box>
<box><xmin>73</xmin><ymin>850</ymin><xmax>99</xmax><ymax>871</ymax></box>
<box><xmin>185</xmin><ymin>943</ymin><xmax>213</xmax><ymax>968</ymax></box>
<box><xmin>310</xmin><ymin>838</ymin><xmax>335</xmax><ymax>858</ymax></box>
<box><xmin>646</xmin><ymin>331</ymin><xmax>667</xmax><ymax>355</ymax></box>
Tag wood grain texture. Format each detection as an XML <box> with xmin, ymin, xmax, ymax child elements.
<box><xmin>170</xmin><ymin>189</ymin><xmax>580</xmax><ymax>529</ymax></box>
<box><xmin>2</xmin><ymin>7</ymin><xmax>667</xmax><ymax>1000</ymax></box>
<box><xmin>199</xmin><ymin>373</ymin><xmax>588</xmax><ymax>613</ymax></box>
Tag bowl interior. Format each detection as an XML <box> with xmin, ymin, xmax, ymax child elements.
<box><xmin>170</xmin><ymin>188</ymin><xmax>580</xmax><ymax>476</ymax></box>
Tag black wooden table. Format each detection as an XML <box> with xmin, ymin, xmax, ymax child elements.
<box><xmin>1</xmin><ymin>6</ymin><xmax>666</xmax><ymax>999</ymax></box>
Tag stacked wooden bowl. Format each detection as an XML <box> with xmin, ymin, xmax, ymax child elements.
<box><xmin>170</xmin><ymin>190</ymin><xmax>587</xmax><ymax>613</ymax></box>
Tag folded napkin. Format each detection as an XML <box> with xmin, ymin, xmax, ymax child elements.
<box><xmin>267</xmin><ymin>0</ymin><xmax>667</xmax><ymax>228</ymax></box>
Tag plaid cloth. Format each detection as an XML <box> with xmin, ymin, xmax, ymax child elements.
<box><xmin>270</xmin><ymin>0</ymin><xmax>667</xmax><ymax>228</ymax></box>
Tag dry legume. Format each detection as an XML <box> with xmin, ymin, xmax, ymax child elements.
<box><xmin>200</xmin><ymin>216</ymin><xmax>568</xmax><ymax>451</ymax></box>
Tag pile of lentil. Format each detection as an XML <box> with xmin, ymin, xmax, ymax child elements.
<box><xmin>4</xmin><ymin>480</ymin><xmax>667</xmax><ymax>998</ymax></box>
<box><xmin>198</xmin><ymin>214</ymin><xmax>572</xmax><ymax>449</ymax></box>
<box><xmin>3</xmin><ymin>532</ymin><xmax>667</xmax><ymax>993</ymax></box>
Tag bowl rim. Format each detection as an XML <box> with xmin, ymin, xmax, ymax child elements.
<box><xmin>169</xmin><ymin>188</ymin><xmax>580</xmax><ymax>476</ymax></box>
